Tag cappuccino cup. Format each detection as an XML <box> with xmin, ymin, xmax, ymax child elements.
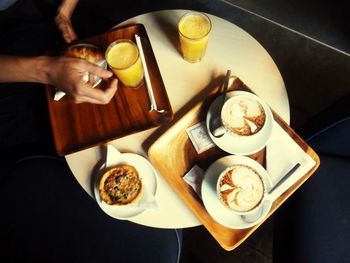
<box><xmin>216</xmin><ymin>162</ymin><xmax>267</xmax><ymax>222</ymax></box>
<box><xmin>210</xmin><ymin>90</ymin><xmax>274</xmax><ymax>155</ymax></box>
<box><xmin>221</xmin><ymin>92</ymin><xmax>266</xmax><ymax>137</ymax></box>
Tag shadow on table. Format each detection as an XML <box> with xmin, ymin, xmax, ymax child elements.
<box><xmin>142</xmin><ymin>73</ymin><xmax>225</xmax><ymax>152</ymax></box>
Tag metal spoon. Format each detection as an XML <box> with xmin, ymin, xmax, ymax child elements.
<box><xmin>241</xmin><ymin>162</ymin><xmax>301</xmax><ymax>223</ymax></box>
<box><xmin>209</xmin><ymin>69</ymin><xmax>231</xmax><ymax>138</ymax></box>
<box><xmin>268</xmin><ymin>163</ymin><xmax>301</xmax><ymax>195</ymax></box>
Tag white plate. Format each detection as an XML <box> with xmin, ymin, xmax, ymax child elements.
<box><xmin>93</xmin><ymin>152</ymin><xmax>158</xmax><ymax>220</ymax></box>
<box><xmin>201</xmin><ymin>155</ymin><xmax>272</xmax><ymax>229</ymax></box>
<box><xmin>206</xmin><ymin>90</ymin><xmax>274</xmax><ymax>155</ymax></box>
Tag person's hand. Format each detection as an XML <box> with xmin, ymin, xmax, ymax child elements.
<box><xmin>55</xmin><ymin>11</ymin><xmax>77</xmax><ymax>43</ymax></box>
<box><xmin>48</xmin><ymin>57</ymin><xmax>118</xmax><ymax>104</ymax></box>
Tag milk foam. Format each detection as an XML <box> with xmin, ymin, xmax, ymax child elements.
<box><xmin>218</xmin><ymin>165</ymin><xmax>264</xmax><ymax>212</ymax></box>
<box><xmin>221</xmin><ymin>96</ymin><xmax>265</xmax><ymax>135</ymax></box>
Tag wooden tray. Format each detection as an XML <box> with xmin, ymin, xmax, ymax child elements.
<box><xmin>147</xmin><ymin>77</ymin><xmax>320</xmax><ymax>251</ymax></box>
<box><xmin>46</xmin><ymin>24</ymin><xmax>173</xmax><ymax>156</ymax></box>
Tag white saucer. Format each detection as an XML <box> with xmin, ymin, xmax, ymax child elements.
<box><xmin>201</xmin><ymin>155</ymin><xmax>272</xmax><ymax>229</ymax></box>
<box><xmin>206</xmin><ymin>90</ymin><xmax>274</xmax><ymax>155</ymax></box>
<box><xmin>93</xmin><ymin>150</ymin><xmax>158</xmax><ymax>220</ymax></box>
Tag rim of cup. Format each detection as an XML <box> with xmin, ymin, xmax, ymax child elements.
<box><xmin>178</xmin><ymin>12</ymin><xmax>212</xmax><ymax>40</ymax></box>
<box><xmin>105</xmin><ymin>39</ymin><xmax>140</xmax><ymax>70</ymax></box>
<box><xmin>220</xmin><ymin>91</ymin><xmax>272</xmax><ymax>140</ymax></box>
<box><xmin>216</xmin><ymin>159</ymin><xmax>268</xmax><ymax>216</ymax></box>
<box><xmin>65</xmin><ymin>42</ymin><xmax>100</xmax><ymax>50</ymax></box>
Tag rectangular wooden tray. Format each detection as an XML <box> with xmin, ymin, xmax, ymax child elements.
<box><xmin>46</xmin><ymin>23</ymin><xmax>173</xmax><ymax>156</ymax></box>
<box><xmin>147</xmin><ymin>77</ymin><xmax>320</xmax><ymax>251</ymax></box>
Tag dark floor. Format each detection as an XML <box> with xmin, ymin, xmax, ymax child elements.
<box><xmin>1</xmin><ymin>0</ymin><xmax>349</xmax><ymax>262</ymax></box>
<box><xmin>180</xmin><ymin>217</ymin><xmax>275</xmax><ymax>263</ymax></box>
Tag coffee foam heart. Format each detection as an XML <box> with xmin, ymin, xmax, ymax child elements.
<box><xmin>221</xmin><ymin>96</ymin><xmax>265</xmax><ymax>136</ymax></box>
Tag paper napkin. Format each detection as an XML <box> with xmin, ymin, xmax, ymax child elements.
<box><xmin>265</xmin><ymin>122</ymin><xmax>316</xmax><ymax>200</ymax></box>
<box><xmin>183</xmin><ymin>165</ymin><xmax>206</xmax><ymax>199</ymax></box>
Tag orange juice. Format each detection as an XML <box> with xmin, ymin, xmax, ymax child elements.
<box><xmin>105</xmin><ymin>39</ymin><xmax>144</xmax><ymax>88</ymax></box>
<box><xmin>178</xmin><ymin>12</ymin><xmax>212</xmax><ymax>63</ymax></box>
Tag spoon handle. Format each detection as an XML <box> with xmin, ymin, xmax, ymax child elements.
<box><xmin>209</xmin><ymin>69</ymin><xmax>231</xmax><ymax>138</ymax></box>
<box><xmin>221</xmin><ymin>69</ymin><xmax>231</xmax><ymax>104</ymax></box>
<box><xmin>268</xmin><ymin>163</ymin><xmax>301</xmax><ymax>195</ymax></box>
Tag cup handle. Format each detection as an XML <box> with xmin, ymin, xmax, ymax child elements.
<box><xmin>213</xmin><ymin>125</ymin><xmax>226</xmax><ymax>137</ymax></box>
<box><xmin>240</xmin><ymin>208</ymin><xmax>264</xmax><ymax>223</ymax></box>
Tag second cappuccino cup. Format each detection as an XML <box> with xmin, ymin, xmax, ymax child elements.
<box><xmin>216</xmin><ymin>163</ymin><xmax>267</xmax><ymax>222</ymax></box>
<box><xmin>105</xmin><ymin>39</ymin><xmax>144</xmax><ymax>88</ymax></box>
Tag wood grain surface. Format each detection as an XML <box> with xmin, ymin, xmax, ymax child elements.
<box><xmin>46</xmin><ymin>24</ymin><xmax>173</xmax><ymax>156</ymax></box>
<box><xmin>147</xmin><ymin>77</ymin><xmax>320</xmax><ymax>251</ymax></box>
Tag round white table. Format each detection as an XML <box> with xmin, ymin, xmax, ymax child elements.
<box><xmin>65</xmin><ymin>9</ymin><xmax>290</xmax><ymax>229</ymax></box>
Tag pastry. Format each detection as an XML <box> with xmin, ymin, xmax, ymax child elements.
<box><xmin>63</xmin><ymin>43</ymin><xmax>104</xmax><ymax>63</ymax></box>
<box><xmin>99</xmin><ymin>164</ymin><xmax>143</xmax><ymax>206</ymax></box>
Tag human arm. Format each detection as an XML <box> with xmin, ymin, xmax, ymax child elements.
<box><xmin>55</xmin><ymin>0</ymin><xmax>79</xmax><ymax>43</ymax></box>
<box><xmin>0</xmin><ymin>55</ymin><xmax>118</xmax><ymax>104</ymax></box>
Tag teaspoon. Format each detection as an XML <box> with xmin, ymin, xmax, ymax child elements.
<box><xmin>241</xmin><ymin>162</ymin><xmax>301</xmax><ymax>223</ymax></box>
<box><xmin>209</xmin><ymin>69</ymin><xmax>231</xmax><ymax>138</ymax></box>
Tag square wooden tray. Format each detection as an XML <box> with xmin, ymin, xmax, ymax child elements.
<box><xmin>46</xmin><ymin>23</ymin><xmax>173</xmax><ymax>156</ymax></box>
<box><xmin>147</xmin><ymin>77</ymin><xmax>320</xmax><ymax>250</ymax></box>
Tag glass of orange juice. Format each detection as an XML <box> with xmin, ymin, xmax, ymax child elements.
<box><xmin>178</xmin><ymin>12</ymin><xmax>212</xmax><ymax>63</ymax></box>
<box><xmin>105</xmin><ymin>39</ymin><xmax>144</xmax><ymax>88</ymax></box>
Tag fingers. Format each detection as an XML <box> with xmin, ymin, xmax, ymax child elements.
<box><xmin>67</xmin><ymin>57</ymin><xmax>113</xmax><ymax>80</ymax></box>
<box><xmin>104</xmin><ymin>78</ymin><xmax>119</xmax><ymax>98</ymax></box>
<box><xmin>55</xmin><ymin>14</ymin><xmax>77</xmax><ymax>43</ymax></box>
<box><xmin>56</xmin><ymin>54</ymin><xmax>118</xmax><ymax>104</ymax></box>
<box><xmin>62</xmin><ymin>26</ymin><xmax>77</xmax><ymax>43</ymax></box>
<box><xmin>71</xmin><ymin>78</ymin><xmax>118</xmax><ymax>104</ymax></box>
<box><xmin>86</xmin><ymin>63</ymin><xmax>113</xmax><ymax>79</ymax></box>
<box><xmin>80</xmin><ymin>65</ymin><xmax>114</xmax><ymax>90</ymax></box>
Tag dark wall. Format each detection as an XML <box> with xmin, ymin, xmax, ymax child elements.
<box><xmin>223</xmin><ymin>0</ymin><xmax>350</xmax><ymax>54</ymax></box>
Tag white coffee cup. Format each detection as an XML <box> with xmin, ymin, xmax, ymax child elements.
<box><xmin>221</xmin><ymin>92</ymin><xmax>268</xmax><ymax>137</ymax></box>
<box><xmin>216</xmin><ymin>157</ymin><xmax>268</xmax><ymax>222</ymax></box>
<box><xmin>213</xmin><ymin>90</ymin><xmax>274</xmax><ymax>155</ymax></box>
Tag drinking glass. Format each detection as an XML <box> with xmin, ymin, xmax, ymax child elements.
<box><xmin>105</xmin><ymin>39</ymin><xmax>144</xmax><ymax>88</ymax></box>
<box><xmin>178</xmin><ymin>12</ymin><xmax>212</xmax><ymax>63</ymax></box>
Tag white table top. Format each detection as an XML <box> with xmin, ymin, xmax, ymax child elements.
<box><xmin>65</xmin><ymin>9</ymin><xmax>290</xmax><ymax>229</ymax></box>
